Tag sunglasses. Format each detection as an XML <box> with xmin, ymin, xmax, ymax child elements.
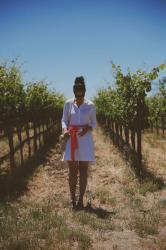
<box><xmin>73</xmin><ymin>85</ymin><xmax>86</xmax><ymax>92</ymax></box>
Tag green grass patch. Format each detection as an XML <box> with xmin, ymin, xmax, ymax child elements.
<box><xmin>0</xmin><ymin>199</ymin><xmax>92</xmax><ymax>249</ymax></box>
<box><xmin>131</xmin><ymin>198</ymin><xmax>143</xmax><ymax>210</ymax></box>
<box><xmin>139</xmin><ymin>180</ymin><xmax>161</xmax><ymax>195</ymax></box>
<box><xmin>73</xmin><ymin>210</ymin><xmax>113</xmax><ymax>231</ymax></box>
<box><xmin>94</xmin><ymin>189</ymin><xmax>116</xmax><ymax>206</ymax></box>
<box><xmin>132</xmin><ymin>209</ymin><xmax>161</xmax><ymax>237</ymax></box>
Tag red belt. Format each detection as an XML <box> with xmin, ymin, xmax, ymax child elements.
<box><xmin>68</xmin><ymin>125</ymin><xmax>87</xmax><ymax>161</ymax></box>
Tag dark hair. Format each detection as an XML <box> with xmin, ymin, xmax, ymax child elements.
<box><xmin>73</xmin><ymin>76</ymin><xmax>86</xmax><ymax>92</ymax></box>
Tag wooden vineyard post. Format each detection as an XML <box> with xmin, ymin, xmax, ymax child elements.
<box><xmin>115</xmin><ymin>122</ymin><xmax>119</xmax><ymax>146</ymax></box>
<box><xmin>137</xmin><ymin>128</ymin><xmax>142</xmax><ymax>164</ymax></box>
<box><xmin>131</xmin><ymin>130</ymin><xmax>135</xmax><ymax>151</ymax></box>
<box><xmin>25</xmin><ymin>122</ymin><xmax>31</xmax><ymax>157</ymax></box>
<box><xmin>33</xmin><ymin>121</ymin><xmax>37</xmax><ymax>152</ymax></box>
<box><xmin>38</xmin><ymin>123</ymin><xmax>42</xmax><ymax>147</ymax></box>
<box><xmin>124</xmin><ymin>127</ymin><xmax>129</xmax><ymax>145</ymax></box>
<box><xmin>6</xmin><ymin>127</ymin><xmax>15</xmax><ymax>168</ymax></box>
<box><xmin>156</xmin><ymin>118</ymin><xmax>159</xmax><ymax>134</ymax></box>
<box><xmin>17</xmin><ymin>125</ymin><xmax>24</xmax><ymax>166</ymax></box>
<box><xmin>161</xmin><ymin>116</ymin><xmax>165</xmax><ymax>136</ymax></box>
<box><xmin>137</xmin><ymin>99</ymin><xmax>142</xmax><ymax>164</ymax></box>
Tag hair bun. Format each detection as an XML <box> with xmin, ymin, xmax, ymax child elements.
<box><xmin>74</xmin><ymin>76</ymin><xmax>85</xmax><ymax>85</ymax></box>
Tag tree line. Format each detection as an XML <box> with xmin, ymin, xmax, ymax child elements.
<box><xmin>0</xmin><ymin>61</ymin><xmax>65</xmax><ymax>168</ymax></box>
<box><xmin>93</xmin><ymin>62</ymin><xmax>166</xmax><ymax>165</ymax></box>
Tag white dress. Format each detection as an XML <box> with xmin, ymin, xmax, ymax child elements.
<box><xmin>61</xmin><ymin>97</ymin><xmax>96</xmax><ymax>162</ymax></box>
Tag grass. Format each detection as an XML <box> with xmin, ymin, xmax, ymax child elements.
<box><xmin>73</xmin><ymin>210</ymin><xmax>114</xmax><ymax>231</ymax></box>
<box><xmin>94</xmin><ymin>189</ymin><xmax>117</xmax><ymax>206</ymax></box>
<box><xmin>131</xmin><ymin>208</ymin><xmax>161</xmax><ymax>237</ymax></box>
<box><xmin>157</xmin><ymin>237</ymin><xmax>166</xmax><ymax>250</ymax></box>
<box><xmin>0</xmin><ymin>199</ymin><xmax>92</xmax><ymax>250</ymax></box>
<box><xmin>139</xmin><ymin>179</ymin><xmax>162</xmax><ymax>196</ymax></box>
<box><xmin>124</xmin><ymin>186</ymin><xmax>136</xmax><ymax>197</ymax></box>
<box><xmin>157</xmin><ymin>198</ymin><xmax>166</xmax><ymax>209</ymax></box>
<box><xmin>1</xmin><ymin>126</ymin><xmax>166</xmax><ymax>249</ymax></box>
<box><xmin>130</xmin><ymin>198</ymin><xmax>143</xmax><ymax>210</ymax></box>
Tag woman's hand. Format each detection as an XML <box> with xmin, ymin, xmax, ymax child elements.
<box><xmin>63</xmin><ymin>129</ymin><xmax>70</xmax><ymax>139</ymax></box>
<box><xmin>78</xmin><ymin>125</ymin><xmax>92</xmax><ymax>137</ymax></box>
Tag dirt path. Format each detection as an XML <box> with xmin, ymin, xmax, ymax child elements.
<box><xmin>4</xmin><ymin>125</ymin><xmax>166</xmax><ymax>250</ymax></box>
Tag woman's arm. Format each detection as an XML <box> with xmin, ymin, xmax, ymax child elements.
<box><xmin>61</xmin><ymin>102</ymin><xmax>70</xmax><ymax>133</ymax></box>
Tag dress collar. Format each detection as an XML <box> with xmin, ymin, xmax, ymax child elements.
<box><xmin>72</xmin><ymin>97</ymin><xmax>88</xmax><ymax>105</ymax></box>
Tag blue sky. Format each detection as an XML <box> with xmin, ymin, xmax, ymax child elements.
<box><xmin>0</xmin><ymin>0</ymin><xmax>166</xmax><ymax>99</ymax></box>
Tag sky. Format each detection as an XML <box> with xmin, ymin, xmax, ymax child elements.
<box><xmin>0</xmin><ymin>0</ymin><xmax>166</xmax><ymax>99</ymax></box>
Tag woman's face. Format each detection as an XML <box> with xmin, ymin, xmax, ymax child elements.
<box><xmin>73</xmin><ymin>85</ymin><xmax>85</xmax><ymax>100</ymax></box>
<box><xmin>74</xmin><ymin>89</ymin><xmax>85</xmax><ymax>99</ymax></box>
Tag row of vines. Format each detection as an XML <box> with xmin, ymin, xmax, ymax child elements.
<box><xmin>93</xmin><ymin>62</ymin><xmax>166</xmax><ymax>165</ymax></box>
<box><xmin>0</xmin><ymin>62</ymin><xmax>65</xmax><ymax>169</ymax></box>
<box><xmin>146</xmin><ymin>77</ymin><xmax>166</xmax><ymax>135</ymax></box>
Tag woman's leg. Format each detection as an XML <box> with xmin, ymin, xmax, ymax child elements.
<box><xmin>68</xmin><ymin>161</ymin><xmax>78</xmax><ymax>207</ymax></box>
<box><xmin>78</xmin><ymin>161</ymin><xmax>89</xmax><ymax>206</ymax></box>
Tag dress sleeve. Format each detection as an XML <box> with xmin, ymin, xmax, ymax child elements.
<box><xmin>90</xmin><ymin>104</ymin><xmax>97</xmax><ymax>129</ymax></box>
<box><xmin>61</xmin><ymin>102</ymin><xmax>70</xmax><ymax>131</ymax></box>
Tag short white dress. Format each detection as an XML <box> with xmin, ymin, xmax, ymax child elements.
<box><xmin>61</xmin><ymin>97</ymin><xmax>96</xmax><ymax>162</ymax></box>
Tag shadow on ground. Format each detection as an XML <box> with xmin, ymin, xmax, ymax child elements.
<box><xmin>0</xmin><ymin>133</ymin><xmax>60</xmax><ymax>202</ymax></box>
<box><xmin>75</xmin><ymin>203</ymin><xmax>116</xmax><ymax>219</ymax></box>
<box><xmin>101</xmin><ymin>124</ymin><xmax>165</xmax><ymax>191</ymax></box>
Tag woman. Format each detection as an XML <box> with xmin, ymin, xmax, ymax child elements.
<box><xmin>61</xmin><ymin>76</ymin><xmax>96</xmax><ymax>210</ymax></box>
